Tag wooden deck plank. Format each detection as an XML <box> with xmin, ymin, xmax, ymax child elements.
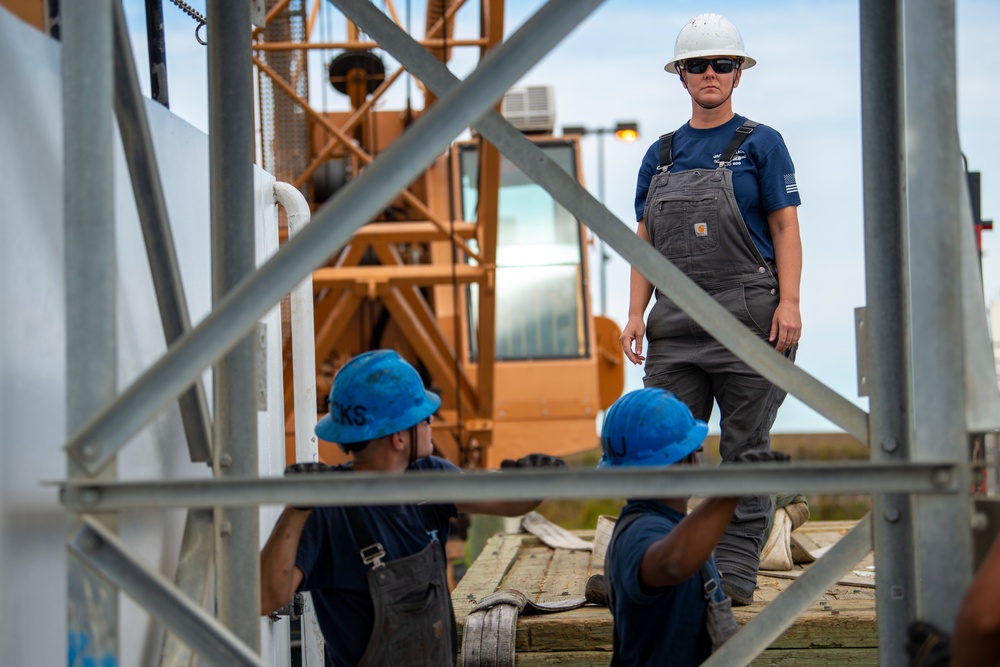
<box><xmin>537</xmin><ymin>547</ymin><xmax>592</xmax><ymax>604</ymax></box>
<box><xmin>504</xmin><ymin>546</ymin><xmax>553</xmax><ymax>600</ymax></box>
<box><xmin>513</xmin><ymin>651</ymin><xmax>610</xmax><ymax>666</ymax></box>
<box><xmin>749</xmin><ymin>647</ymin><xmax>877</xmax><ymax>666</ymax></box>
<box><xmin>509</xmin><ymin>647</ymin><xmax>876</xmax><ymax>666</ymax></box>
<box><xmin>454</xmin><ymin>533</ymin><xmax>527</xmax><ymax>620</ymax></box>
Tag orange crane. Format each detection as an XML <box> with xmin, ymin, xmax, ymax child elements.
<box><xmin>253</xmin><ymin>0</ymin><xmax>625</xmax><ymax>468</ymax></box>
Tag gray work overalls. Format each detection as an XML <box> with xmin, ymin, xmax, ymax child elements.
<box><xmin>347</xmin><ymin>506</ymin><xmax>456</xmax><ymax>666</ymax></box>
<box><xmin>641</xmin><ymin>120</ymin><xmax>794</xmax><ymax>599</ymax></box>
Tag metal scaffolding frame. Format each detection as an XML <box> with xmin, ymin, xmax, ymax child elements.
<box><xmin>61</xmin><ymin>1</ymin><xmax>998</xmax><ymax>665</ymax></box>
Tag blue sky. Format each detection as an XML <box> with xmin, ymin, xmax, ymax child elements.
<box><xmin>124</xmin><ymin>0</ymin><xmax>999</xmax><ymax>434</ymax></box>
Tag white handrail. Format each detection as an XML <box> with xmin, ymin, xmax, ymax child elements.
<box><xmin>273</xmin><ymin>182</ymin><xmax>319</xmax><ymax>464</ymax></box>
<box><xmin>273</xmin><ymin>182</ymin><xmax>325</xmax><ymax>666</ymax></box>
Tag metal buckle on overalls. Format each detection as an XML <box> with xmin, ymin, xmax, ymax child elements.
<box><xmin>360</xmin><ymin>543</ymin><xmax>387</xmax><ymax>570</ymax></box>
<box><xmin>703</xmin><ymin>577</ymin><xmax>719</xmax><ymax>600</ymax></box>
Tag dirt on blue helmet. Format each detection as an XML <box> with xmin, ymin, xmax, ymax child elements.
<box><xmin>315</xmin><ymin>350</ymin><xmax>441</xmax><ymax>453</ymax></box>
<box><xmin>598</xmin><ymin>388</ymin><xmax>708</xmax><ymax>469</ymax></box>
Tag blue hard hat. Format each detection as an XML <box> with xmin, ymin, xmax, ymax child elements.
<box><xmin>598</xmin><ymin>388</ymin><xmax>708</xmax><ymax>469</ymax></box>
<box><xmin>315</xmin><ymin>350</ymin><xmax>441</xmax><ymax>453</ymax></box>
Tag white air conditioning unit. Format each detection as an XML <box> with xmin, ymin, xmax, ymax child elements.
<box><xmin>501</xmin><ymin>85</ymin><xmax>556</xmax><ymax>134</ymax></box>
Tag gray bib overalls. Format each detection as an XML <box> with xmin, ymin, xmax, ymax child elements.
<box><xmin>347</xmin><ymin>506</ymin><xmax>456</xmax><ymax>666</ymax></box>
<box><xmin>641</xmin><ymin>120</ymin><xmax>795</xmax><ymax>600</ymax></box>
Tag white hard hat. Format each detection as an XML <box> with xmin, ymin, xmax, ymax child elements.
<box><xmin>664</xmin><ymin>13</ymin><xmax>756</xmax><ymax>74</ymax></box>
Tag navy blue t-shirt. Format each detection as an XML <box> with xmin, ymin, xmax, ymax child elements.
<box><xmin>294</xmin><ymin>456</ymin><xmax>460</xmax><ymax>667</ymax></box>
<box><xmin>606</xmin><ymin>500</ymin><xmax>722</xmax><ymax>666</ymax></box>
<box><xmin>633</xmin><ymin>114</ymin><xmax>801</xmax><ymax>262</ymax></box>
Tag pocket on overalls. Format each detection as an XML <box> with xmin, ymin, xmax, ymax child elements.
<box><xmin>742</xmin><ymin>282</ymin><xmax>780</xmax><ymax>340</ymax></box>
<box><xmin>712</xmin><ymin>283</ymin><xmax>778</xmax><ymax>340</ymax></box>
<box><xmin>713</xmin><ymin>285</ymin><xmax>767</xmax><ymax>338</ymax></box>
<box><xmin>650</xmin><ymin>195</ymin><xmax>721</xmax><ymax>259</ymax></box>
<box><xmin>385</xmin><ymin>580</ymin><xmax>448</xmax><ymax>666</ymax></box>
<box><xmin>646</xmin><ymin>295</ymin><xmax>688</xmax><ymax>340</ymax></box>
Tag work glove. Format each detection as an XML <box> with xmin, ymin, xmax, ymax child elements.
<box><xmin>733</xmin><ymin>450</ymin><xmax>791</xmax><ymax>464</ymax></box>
<box><xmin>284</xmin><ymin>461</ymin><xmax>333</xmax><ymax>510</ymax></box>
<box><xmin>500</xmin><ymin>453</ymin><xmax>568</xmax><ymax>470</ymax></box>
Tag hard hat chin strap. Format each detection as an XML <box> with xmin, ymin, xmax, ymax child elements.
<box><xmin>409</xmin><ymin>424</ymin><xmax>419</xmax><ymax>466</ymax></box>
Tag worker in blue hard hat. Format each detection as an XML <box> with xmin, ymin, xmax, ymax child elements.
<box><xmin>260</xmin><ymin>350</ymin><xmax>563</xmax><ymax>667</ymax></box>
<box><xmin>619</xmin><ymin>12</ymin><xmax>803</xmax><ymax>607</ymax></box>
<box><xmin>601</xmin><ymin>388</ymin><xmax>788</xmax><ymax>666</ymax></box>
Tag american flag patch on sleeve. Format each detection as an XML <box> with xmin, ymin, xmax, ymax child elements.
<box><xmin>784</xmin><ymin>173</ymin><xmax>798</xmax><ymax>194</ymax></box>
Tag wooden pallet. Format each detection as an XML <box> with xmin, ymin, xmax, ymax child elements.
<box><xmin>452</xmin><ymin>521</ymin><xmax>876</xmax><ymax>666</ymax></box>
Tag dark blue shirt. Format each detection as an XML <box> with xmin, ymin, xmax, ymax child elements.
<box><xmin>634</xmin><ymin>114</ymin><xmax>801</xmax><ymax>262</ymax></box>
<box><xmin>294</xmin><ymin>456</ymin><xmax>459</xmax><ymax>667</ymax></box>
<box><xmin>607</xmin><ymin>500</ymin><xmax>722</xmax><ymax>666</ymax></box>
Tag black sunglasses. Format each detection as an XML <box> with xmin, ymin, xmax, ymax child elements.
<box><xmin>683</xmin><ymin>57</ymin><xmax>740</xmax><ymax>75</ymax></box>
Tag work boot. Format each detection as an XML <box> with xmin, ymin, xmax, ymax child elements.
<box><xmin>585</xmin><ymin>574</ymin><xmax>607</xmax><ymax>606</ymax></box>
<box><xmin>721</xmin><ymin>579</ymin><xmax>755</xmax><ymax>607</ymax></box>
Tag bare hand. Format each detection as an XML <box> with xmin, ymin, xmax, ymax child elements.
<box><xmin>769</xmin><ymin>301</ymin><xmax>801</xmax><ymax>353</ymax></box>
<box><xmin>620</xmin><ymin>316</ymin><xmax>647</xmax><ymax>365</ymax></box>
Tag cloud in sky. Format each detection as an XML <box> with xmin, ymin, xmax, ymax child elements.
<box><xmin>124</xmin><ymin>0</ymin><xmax>999</xmax><ymax>433</ymax></box>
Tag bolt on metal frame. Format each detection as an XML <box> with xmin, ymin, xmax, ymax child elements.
<box><xmin>61</xmin><ymin>1</ymin><xmax>997</xmax><ymax>665</ymax></box>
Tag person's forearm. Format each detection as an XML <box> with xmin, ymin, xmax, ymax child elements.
<box><xmin>260</xmin><ymin>507</ymin><xmax>311</xmax><ymax>614</ymax></box>
<box><xmin>639</xmin><ymin>497</ymin><xmax>740</xmax><ymax>588</ymax></box>
<box><xmin>771</xmin><ymin>222</ymin><xmax>801</xmax><ymax>307</ymax></box>
<box><xmin>766</xmin><ymin>208</ymin><xmax>803</xmax><ymax>350</ymax></box>
<box><xmin>620</xmin><ymin>222</ymin><xmax>656</xmax><ymax>364</ymax></box>
<box><xmin>628</xmin><ymin>266</ymin><xmax>655</xmax><ymax>319</ymax></box>
<box><xmin>629</xmin><ymin>221</ymin><xmax>655</xmax><ymax>318</ymax></box>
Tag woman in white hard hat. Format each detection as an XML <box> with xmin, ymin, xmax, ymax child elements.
<box><xmin>619</xmin><ymin>13</ymin><xmax>803</xmax><ymax>606</ymax></box>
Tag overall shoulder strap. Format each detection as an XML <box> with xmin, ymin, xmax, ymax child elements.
<box><xmin>345</xmin><ymin>506</ymin><xmax>388</xmax><ymax>570</ymax></box>
<box><xmin>346</xmin><ymin>504</ymin><xmax>448</xmax><ymax>569</ymax></box>
<box><xmin>718</xmin><ymin>119</ymin><xmax>759</xmax><ymax>165</ymax></box>
<box><xmin>657</xmin><ymin>132</ymin><xmax>675</xmax><ymax>172</ymax></box>
<box><xmin>700</xmin><ymin>562</ymin><xmax>726</xmax><ymax>602</ymax></box>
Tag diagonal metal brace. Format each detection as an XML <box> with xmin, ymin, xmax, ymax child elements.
<box><xmin>702</xmin><ymin>514</ymin><xmax>874</xmax><ymax>666</ymax></box>
<box><xmin>68</xmin><ymin>517</ymin><xmax>265</xmax><ymax>667</ymax></box>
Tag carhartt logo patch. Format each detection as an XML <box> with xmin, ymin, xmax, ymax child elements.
<box><xmin>694</xmin><ymin>222</ymin><xmax>708</xmax><ymax>237</ymax></box>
